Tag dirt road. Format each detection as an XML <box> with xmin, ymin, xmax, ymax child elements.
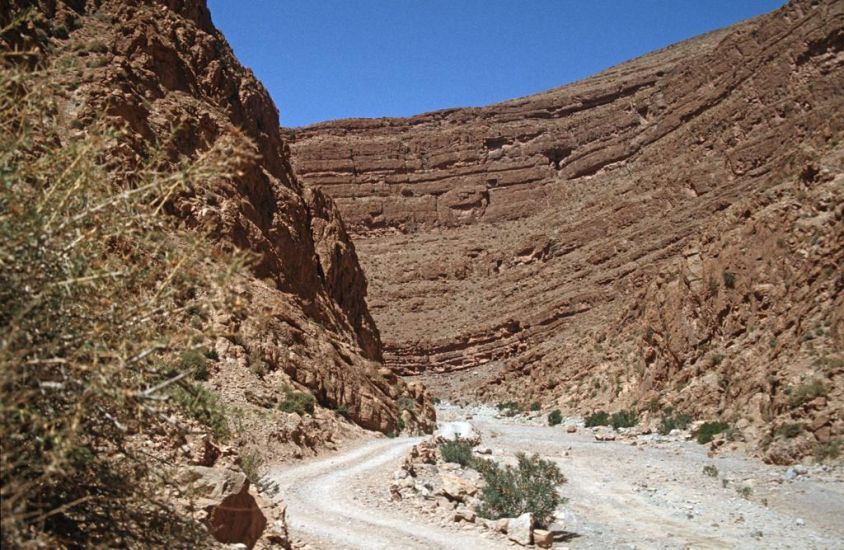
<box><xmin>268</xmin><ymin>405</ymin><xmax>844</xmax><ymax>549</ymax></box>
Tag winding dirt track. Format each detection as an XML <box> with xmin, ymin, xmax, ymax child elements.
<box><xmin>268</xmin><ymin>436</ymin><xmax>512</xmax><ymax>550</ymax></box>
<box><xmin>269</xmin><ymin>406</ymin><xmax>844</xmax><ymax>549</ymax></box>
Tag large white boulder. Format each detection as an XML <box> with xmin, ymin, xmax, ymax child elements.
<box><xmin>435</xmin><ymin>421</ymin><xmax>480</xmax><ymax>444</ymax></box>
<box><xmin>507</xmin><ymin>513</ymin><xmax>533</xmax><ymax>546</ymax></box>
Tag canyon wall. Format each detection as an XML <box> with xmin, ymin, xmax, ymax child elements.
<box><xmin>11</xmin><ymin>0</ymin><xmax>434</xmax><ymax>445</ymax></box>
<box><xmin>289</xmin><ymin>0</ymin><xmax>843</xmax><ymax>460</ymax></box>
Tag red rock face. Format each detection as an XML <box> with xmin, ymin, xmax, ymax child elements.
<box><xmin>10</xmin><ymin>0</ymin><xmax>434</xmax><ymax>436</ymax></box>
<box><xmin>289</xmin><ymin>0</ymin><xmax>843</xmax><ymax>458</ymax></box>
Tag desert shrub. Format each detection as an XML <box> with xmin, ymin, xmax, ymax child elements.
<box><xmin>432</xmin><ymin>397</ymin><xmax>442</xmax><ymax>405</ymax></box>
<box><xmin>0</xmin><ymin>58</ymin><xmax>250</xmax><ymax>546</ymax></box>
<box><xmin>788</xmin><ymin>380</ymin><xmax>827</xmax><ymax>408</ymax></box>
<box><xmin>497</xmin><ymin>401</ymin><xmax>523</xmax><ymax>417</ymax></box>
<box><xmin>248</xmin><ymin>348</ymin><xmax>268</xmax><ymax>378</ymax></box>
<box><xmin>278</xmin><ymin>388</ymin><xmax>316</xmax><ymax>415</ymax></box>
<box><xmin>814</xmin><ymin>439</ymin><xmax>842</xmax><ymax>462</ymax></box>
<box><xmin>584</xmin><ymin>410</ymin><xmax>610</xmax><ymax>427</ymax></box>
<box><xmin>398</xmin><ymin>396</ymin><xmax>416</xmax><ymax>412</ymax></box>
<box><xmin>240</xmin><ymin>449</ymin><xmax>263</xmax><ymax>484</ymax></box>
<box><xmin>696</xmin><ymin>421</ymin><xmax>730</xmax><ymax>444</ymax></box>
<box><xmin>439</xmin><ymin>437</ymin><xmax>475</xmax><ymax>467</ymax></box>
<box><xmin>610</xmin><ymin>410</ymin><xmax>637</xmax><ymax>430</ymax></box>
<box><xmin>474</xmin><ymin>453</ymin><xmax>567</xmax><ymax>528</ymax></box>
<box><xmin>775</xmin><ymin>423</ymin><xmax>803</xmax><ymax>439</ymax></box>
<box><xmin>658</xmin><ymin>412</ymin><xmax>692</xmax><ymax>435</ymax></box>
<box><xmin>170</xmin><ymin>383</ymin><xmax>229</xmax><ymax>440</ymax></box>
<box><xmin>548</xmin><ymin>409</ymin><xmax>563</xmax><ymax>426</ymax></box>
<box><xmin>722</xmin><ymin>270</ymin><xmax>736</xmax><ymax>289</ymax></box>
<box><xmin>703</xmin><ymin>465</ymin><xmax>719</xmax><ymax>478</ymax></box>
<box><xmin>333</xmin><ymin>404</ymin><xmax>350</xmax><ymax>418</ymax></box>
<box><xmin>530</xmin><ymin>402</ymin><xmax>541</xmax><ymax>412</ymax></box>
<box><xmin>179</xmin><ymin>349</ymin><xmax>210</xmax><ymax>381</ymax></box>
<box><xmin>736</xmin><ymin>486</ymin><xmax>752</xmax><ymax>499</ymax></box>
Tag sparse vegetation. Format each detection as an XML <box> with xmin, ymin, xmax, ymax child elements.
<box><xmin>788</xmin><ymin>380</ymin><xmax>827</xmax><ymax>408</ymax></box>
<box><xmin>179</xmin><ymin>349</ymin><xmax>210</xmax><ymax>381</ymax></box>
<box><xmin>497</xmin><ymin>401</ymin><xmax>523</xmax><ymax>417</ymax></box>
<box><xmin>814</xmin><ymin>439</ymin><xmax>841</xmax><ymax>462</ymax></box>
<box><xmin>737</xmin><ymin>485</ymin><xmax>752</xmax><ymax>499</ymax></box>
<box><xmin>703</xmin><ymin>464</ymin><xmax>719</xmax><ymax>478</ymax></box>
<box><xmin>722</xmin><ymin>270</ymin><xmax>736</xmax><ymax>289</ymax></box>
<box><xmin>610</xmin><ymin>409</ymin><xmax>637</xmax><ymax>430</ymax></box>
<box><xmin>439</xmin><ymin>438</ymin><xmax>475</xmax><ymax>466</ymax></box>
<box><xmin>170</xmin><ymin>383</ymin><xmax>230</xmax><ymax>440</ymax></box>
<box><xmin>548</xmin><ymin>409</ymin><xmax>563</xmax><ymax>426</ymax></box>
<box><xmin>696</xmin><ymin>421</ymin><xmax>730</xmax><ymax>444</ymax></box>
<box><xmin>240</xmin><ymin>448</ymin><xmax>264</xmax><ymax>484</ymax></box>
<box><xmin>584</xmin><ymin>410</ymin><xmax>610</xmax><ymax>427</ymax></box>
<box><xmin>0</xmin><ymin>57</ymin><xmax>249</xmax><ymax>546</ymax></box>
<box><xmin>278</xmin><ymin>387</ymin><xmax>316</xmax><ymax>415</ymax></box>
<box><xmin>658</xmin><ymin>412</ymin><xmax>692</xmax><ymax>435</ymax></box>
<box><xmin>474</xmin><ymin>453</ymin><xmax>566</xmax><ymax>528</ymax></box>
<box><xmin>774</xmin><ymin>423</ymin><xmax>803</xmax><ymax>439</ymax></box>
<box><xmin>530</xmin><ymin>401</ymin><xmax>541</xmax><ymax>412</ymax></box>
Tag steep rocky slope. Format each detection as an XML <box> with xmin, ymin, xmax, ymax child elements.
<box><xmin>2</xmin><ymin>0</ymin><xmax>433</xmax><ymax>546</ymax></box>
<box><xmin>16</xmin><ymin>0</ymin><xmax>433</xmax><ymax>438</ymax></box>
<box><xmin>289</xmin><ymin>0</ymin><xmax>843</xmax><ymax>461</ymax></box>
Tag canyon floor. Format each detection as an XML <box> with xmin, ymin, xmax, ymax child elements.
<box><xmin>268</xmin><ymin>404</ymin><xmax>844</xmax><ymax>550</ymax></box>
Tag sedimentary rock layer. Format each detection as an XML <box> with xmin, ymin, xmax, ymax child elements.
<box><xmin>289</xmin><ymin>0</ymin><xmax>843</xmax><ymax>459</ymax></box>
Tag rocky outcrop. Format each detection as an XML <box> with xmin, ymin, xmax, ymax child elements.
<box><xmin>289</xmin><ymin>0</ymin><xmax>843</xmax><ymax>460</ymax></box>
<box><xmin>10</xmin><ymin>0</ymin><xmax>435</xmax><ymax>438</ymax></box>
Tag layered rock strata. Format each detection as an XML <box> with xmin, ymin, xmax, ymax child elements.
<box><xmin>289</xmin><ymin>0</ymin><xmax>843</xmax><ymax>459</ymax></box>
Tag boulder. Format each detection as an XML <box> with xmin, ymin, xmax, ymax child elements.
<box><xmin>435</xmin><ymin>421</ymin><xmax>480</xmax><ymax>444</ymax></box>
<box><xmin>454</xmin><ymin>509</ymin><xmax>476</xmax><ymax>523</ymax></box>
<box><xmin>440</xmin><ymin>473</ymin><xmax>478</xmax><ymax>500</ymax></box>
<box><xmin>506</xmin><ymin>513</ymin><xmax>533</xmax><ymax>546</ymax></box>
<box><xmin>185</xmin><ymin>466</ymin><xmax>267</xmax><ymax>548</ymax></box>
<box><xmin>533</xmin><ymin>528</ymin><xmax>554</xmax><ymax>548</ymax></box>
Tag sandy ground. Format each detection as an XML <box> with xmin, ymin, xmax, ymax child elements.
<box><xmin>268</xmin><ymin>404</ymin><xmax>844</xmax><ymax>549</ymax></box>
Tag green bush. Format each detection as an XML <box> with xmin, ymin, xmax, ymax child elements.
<box><xmin>170</xmin><ymin>383</ymin><xmax>229</xmax><ymax>440</ymax></box>
<box><xmin>658</xmin><ymin>412</ymin><xmax>692</xmax><ymax>435</ymax></box>
<box><xmin>775</xmin><ymin>423</ymin><xmax>803</xmax><ymax>439</ymax></box>
<box><xmin>497</xmin><ymin>401</ymin><xmax>523</xmax><ymax>417</ymax></box>
<box><xmin>475</xmin><ymin>453</ymin><xmax>567</xmax><ymax>528</ymax></box>
<box><xmin>179</xmin><ymin>349</ymin><xmax>210</xmax><ymax>381</ymax></box>
<box><xmin>530</xmin><ymin>402</ymin><xmax>541</xmax><ymax>412</ymax></box>
<box><xmin>439</xmin><ymin>438</ymin><xmax>475</xmax><ymax>466</ymax></box>
<box><xmin>240</xmin><ymin>448</ymin><xmax>263</xmax><ymax>484</ymax></box>
<box><xmin>610</xmin><ymin>410</ymin><xmax>637</xmax><ymax>430</ymax></box>
<box><xmin>696</xmin><ymin>421</ymin><xmax>730</xmax><ymax>444</ymax></box>
<box><xmin>548</xmin><ymin>409</ymin><xmax>563</xmax><ymax>426</ymax></box>
<box><xmin>788</xmin><ymin>380</ymin><xmax>827</xmax><ymax>408</ymax></box>
<box><xmin>814</xmin><ymin>439</ymin><xmax>841</xmax><ymax>462</ymax></box>
<box><xmin>278</xmin><ymin>388</ymin><xmax>316</xmax><ymax>416</ymax></box>
<box><xmin>584</xmin><ymin>410</ymin><xmax>610</xmax><ymax>427</ymax></box>
<box><xmin>722</xmin><ymin>270</ymin><xmax>736</xmax><ymax>289</ymax></box>
<box><xmin>703</xmin><ymin>464</ymin><xmax>718</xmax><ymax>478</ymax></box>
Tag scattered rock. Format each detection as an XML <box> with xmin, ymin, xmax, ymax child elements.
<box><xmin>454</xmin><ymin>509</ymin><xmax>476</xmax><ymax>523</ymax></box>
<box><xmin>506</xmin><ymin>513</ymin><xmax>533</xmax><ymax>546</ymax></box>
<box><xmin>533</xmin><ymin>528</ymin><xmax>554</xmax><ymax>547</ymax></box>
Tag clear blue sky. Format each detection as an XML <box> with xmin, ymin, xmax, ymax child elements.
<box><xmin>207</xmin><ymin>1</ymin><xmax>785</xmax><ymax>128</ymax></box>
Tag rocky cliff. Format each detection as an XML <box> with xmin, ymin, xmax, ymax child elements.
<box><xmin>289</xmin><ymin>0</ymin><xmax>843</xmax><ymax>461</ymax></box>
<box><xmin>2</xmin><ymin>0</ymin><xmax>434</xmax><ymax>545</ymax></box>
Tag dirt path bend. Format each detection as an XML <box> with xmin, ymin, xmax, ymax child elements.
<box><xmin>267</xmin><ymin>436</ymin><xmax>512</xmax><ymax>550</ymax></box>
<box><xmin>269</xmin><ymin>405</ymin><xmax>844</xmax><ymax>549</ymax></box>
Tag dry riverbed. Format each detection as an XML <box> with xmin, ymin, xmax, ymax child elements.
<box><xmin>267</xmin><ymin>404</ymin><xmax>844</xmax><ymax>549</ymax></box>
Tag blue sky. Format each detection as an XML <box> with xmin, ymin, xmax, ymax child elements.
<box><xmin>207</xmin><ymin>1</ymin><xmax>785</xmax><ymax>128</ymax></box>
